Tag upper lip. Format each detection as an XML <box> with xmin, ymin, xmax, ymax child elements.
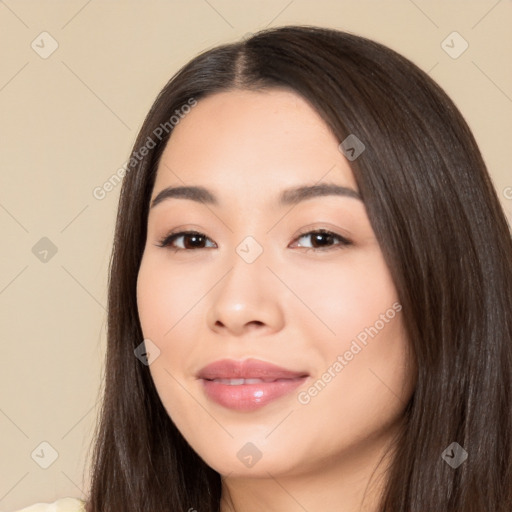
<box><xmin>197</xmin><ymin>358</ymin><xmax>309</xmax><ymax>380</ymax></box>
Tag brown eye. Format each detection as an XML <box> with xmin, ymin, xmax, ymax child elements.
<box><xmin>292</xmin><ymin>229</ymin><xmax>352</xmax><ymax>251</ymax></box>
<box><xmin>156</xmin><ymin>231</ymin><xmax>215</xmax><ymax>250</ymax></box>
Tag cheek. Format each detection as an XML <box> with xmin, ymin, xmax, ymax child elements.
<box><xmin>288</xmin><ymin>248</ymin><xmax>400</xmax><ymax>344</ymax></box>
<box><xmin>136</xmin><ymin>255</ymin><xmax>209</xmax><ymax>340</ymax></box>
<box><xmin>136</xmin><ymin>255</ymin><xmax>211</xmax><ymax>393</ymax></box>
<box><xmin>301</xmin><ymin>316</ymin><xmax>412</xmax><ymax>447</ymax></box>
<box><xmin>290</xmin><ymin>250</ymin><xmax>412</xmax><ymax>423</ymax></box>
<box><xmin>136</xmin><ymin>258</ymin><xmax>203</xmax><ymax>424</ymax></box>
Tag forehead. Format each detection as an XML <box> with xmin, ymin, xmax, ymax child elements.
<box><xmin>153</xmin><ymin>88</ymin><xmax>358</xmax><ymax>196</ymax></box>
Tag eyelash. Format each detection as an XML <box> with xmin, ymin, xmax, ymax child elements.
<box><xmin>155</xmin><ymin>228</ymin><xmax>352</xmax><ymax>253</ymax></box>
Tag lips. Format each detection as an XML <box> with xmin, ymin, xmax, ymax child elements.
<box><xmin>197</xmin><ymin>358</ymin><xmax>308</xmax><ymax>381</ymax></box>
<box><xmin>197</xmin><ymin>358</ymin><xmax>309</xmax><ymax>411</ymax></box>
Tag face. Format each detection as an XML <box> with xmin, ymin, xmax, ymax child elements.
<box><xmin>136</xmin><ymin>89</ymin><xmax>416</xmax><ymax>480</ymax></box>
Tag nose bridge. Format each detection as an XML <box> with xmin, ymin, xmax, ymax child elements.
<box><xmin>207</xmin><ymin>232</ymin><xmax>284</xmax><ymax>335</ymax></box>
<box><xmin>218</xmin><ymin>233</ymin><xmax>271</xmax><ymax>308</ymax></box>
<box><xmin>235</xmin><ymin>233</ymin><xmax>266</xmax><ymax>266</ymax></box>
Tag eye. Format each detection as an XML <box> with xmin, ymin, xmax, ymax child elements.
<box><xmin>155</xmin><ymin>230</ymin><xmax>215</xmax><ymax>251</ymax></box>
<box><xmin>155</xmin><ymin>228</ymin><xmax>352</xmax><ymax>253</ymax></box>
<box><xmin>290</xmin><ymin>229</ymin><xmax>352</xmax><ymax>252</ymax></box>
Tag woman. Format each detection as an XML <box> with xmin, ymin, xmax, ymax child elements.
<box><xmin>18</xmin><ymin>25</ymin><xmax>512</xmax><ymax>512</ymax></box>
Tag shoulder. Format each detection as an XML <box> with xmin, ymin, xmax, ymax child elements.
<box><xmin>13</xmin><ymin>498</ymin><xmax>85</xmax><ymax>512</ymax></box>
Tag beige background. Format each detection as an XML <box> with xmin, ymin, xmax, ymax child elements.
<box><xmin>0</xmin><ymin>0</ymin><xmax>511</xmax><ymax>509</ymax></box>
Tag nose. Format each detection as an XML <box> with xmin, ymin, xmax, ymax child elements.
<box><xmin>206</xmin><ymin>250</ymin><xmax>285</xmax><ymax>338</ymax></box>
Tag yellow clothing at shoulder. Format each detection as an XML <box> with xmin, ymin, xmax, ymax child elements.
<box><xmin>14</xmin><ymin>498</ymin><xmax>85</xmax><ymax>512</ymax></box>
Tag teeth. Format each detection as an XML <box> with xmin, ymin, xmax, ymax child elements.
<box><xmin>212</xmin><ymin>378</ymin><xmax>268</xmax><ymax>385</ymax></box>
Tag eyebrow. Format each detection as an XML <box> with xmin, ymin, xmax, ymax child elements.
<box><xmin>150</xmin><ymin>182</ymin><xmax>362</xmax><ymax>209</ymax></box>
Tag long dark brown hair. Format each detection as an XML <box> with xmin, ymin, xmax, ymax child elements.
<box><xmin>84</xmin><ymin>25</ymin><xmax>512</xmax><ymax>511</ymax></box>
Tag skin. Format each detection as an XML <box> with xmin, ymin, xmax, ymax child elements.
<box><xmin>136</xmin><ymin>89</ymin><xmax>417</xmax><ymax>512</ymax></box>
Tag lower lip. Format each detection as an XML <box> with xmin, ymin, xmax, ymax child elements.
<box><xmin>200</xmin><ymin>377</ymin><xmax>308</xmax><ymax>411</ymax></box>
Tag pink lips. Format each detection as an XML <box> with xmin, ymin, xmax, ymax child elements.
<box><xmin>197</xmin><ymin>358</ymin><xmax>309</xmax><ymax>411</ymax></box>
